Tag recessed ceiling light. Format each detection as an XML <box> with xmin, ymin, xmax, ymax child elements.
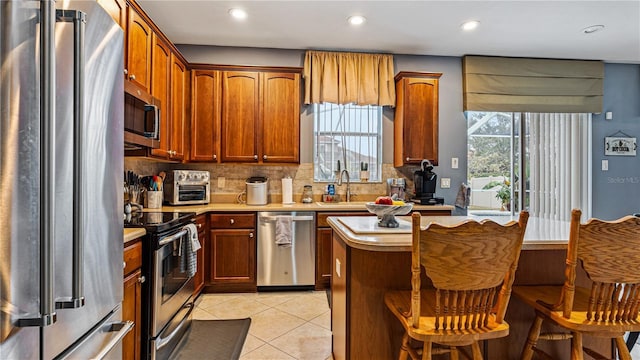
<box><xmin>582</xmin><ymin>25</ymin><xmax>605</xmax><ymax>34</ymax></box>
<box><xmin>348</xmin><ymin>15</ymin><xmax>366</xmax><ymax>26</ymax></box>
<box><xmin>228</xmin><ymin>8</ymin><xmax>247</xmax><ymax>20</ymax></box>
<box><xmin>461</xmin><ymin>20</ymin><xmax>480</xmax><ymax>31</ymax></box>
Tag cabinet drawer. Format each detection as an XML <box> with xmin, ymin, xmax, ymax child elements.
<box><xmin>210</xmin><ymin>213</ymin><xmax>255</xmax><ymax>229</ymax></box>
<box><xmin>123</xmin><ymin>240</ymin><xmax>142</xmax><ymax>277</ymax></box>
<box><xmin>317</xmin><ymin>211</ymin><xmax>369</xmax><ymax>227</ymax></box>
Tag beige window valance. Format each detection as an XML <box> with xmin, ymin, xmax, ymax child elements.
<box><xmin>303</xmin><ymin>50</ymin><xmax>396</xmax><ymax>107</ymax></box>
<box><xmin>463</xmin><ymin>55</ymin><xmax>604</xmax><ymax>113</ymax></box>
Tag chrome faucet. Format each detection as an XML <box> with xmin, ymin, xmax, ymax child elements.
<box><xmin>336</xmin><ymin>169</ymin><xmax>351</xmax><ymax>202</ymax></box>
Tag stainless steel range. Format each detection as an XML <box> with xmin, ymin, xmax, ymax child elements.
<box><xmin>125</xmin><ymin>211</ymin><xmax>197</xmax><ymax>360</ymax></box>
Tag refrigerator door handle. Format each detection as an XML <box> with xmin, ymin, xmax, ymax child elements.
<box><xmin>17</xmin><ymin>0</ymin><xmax>57</xmax><ymax>328</ymax></box>
<box><xmin>90</xmin><ymin>321</ymin><xmax>134</xmax><ymax>360</ymax></box>
<box><xmin>55</xmin><ymin>9</ymin><xmax>87</xmax><ymax>310</ymax></box>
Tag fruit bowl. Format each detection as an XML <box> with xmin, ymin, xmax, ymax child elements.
<box><xmin>365</xmin><ymin>202</ymin><xmax>414</xmax><ymax>228</ymax></box>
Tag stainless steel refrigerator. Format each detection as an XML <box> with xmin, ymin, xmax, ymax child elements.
<box><xmin>1</xmin><ymin>1</ymin><xmax>128</xmax><ymax>358</ymax></box>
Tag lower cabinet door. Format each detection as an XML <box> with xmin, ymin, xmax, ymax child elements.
<box><xmin>123</xmin><ymin>269</ymin><xmax>143</xmax><ymax>360</ymax></box>
<box><xmin>207</xmin><ymin>228</ymin><xmax>256</xmax><ymax>292</ymax></box>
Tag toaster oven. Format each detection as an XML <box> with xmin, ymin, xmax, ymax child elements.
<box><xmin>164</xmin><ymin>170</ymin><xmax>210</xmax><ymax>205</ymax></box>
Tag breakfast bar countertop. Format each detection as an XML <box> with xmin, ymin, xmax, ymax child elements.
<box><xmin>328</xmin><ymin>215</ymin><xmax>570</xmax><ymax>251</ymax></box>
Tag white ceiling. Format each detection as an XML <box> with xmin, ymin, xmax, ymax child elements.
<box><xmin>137</xmin><ymin>0</ymin><xmax>640</xmax><ymax>63</ymax></box>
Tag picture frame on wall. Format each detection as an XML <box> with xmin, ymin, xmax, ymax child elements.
<box><xmin>604</xmin><ymin>136</ymin><xmax>637</xmax><ymax>156</ymax></box>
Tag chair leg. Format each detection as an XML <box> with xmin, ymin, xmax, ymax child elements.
<box><xmin>450</xmin><ymin>346</ymin><xmax>459</xmax><ymax>360</ymax></box>
<box><xmin>615</xmin><ymin>336</ymin><xmax>633</xmax><ymax>360</ymax></box>
<box><xmin>399</xmin><ymin>333</ymin><xmax>411</xmax><ymax>360</ymax></box>
<box><xmin>471</xmin><ymin>341</ymin><xmax>483</xmax><ymax>360</ymax></box>
<box><xmin>570</xmin><ymin>332</ymin><xmax>583</xmax><ymax>360</ymax></box>
<box><xmin>521</xmin><ymin>314</ymin><xmax>544</xmax><ymax>360</ymax></box>
<box><xmin>421</xmin><ymin>341</ymin><xmax>432</xmax><ymax>360</ymax></box>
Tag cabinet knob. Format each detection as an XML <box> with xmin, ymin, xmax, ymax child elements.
<box><xmin>123</xmin><ymin>69</ymin><xmax>128</xmax><ymax>75</ymax></box>
<box><xmin>263</xmin><ymin>155</ymin><xmax>268</xmax><ymax>160</ymax></box>
<box><xmin>406</xmin><ymin>157</ymin><xmax>410</xmax><ymax>162</ymax></box>
<box><xmin>138</xmin><ymin>275</ymin><xmax>146</xmax><ymax>284</ymax></box>
<box><xmin>123</xmin><ymin>261</ymin><xmax>126</xmax><ymax>269</ymax></box>
<box><xmin>230</xmin><ymin>219</ymin><xmax>235</xmax><ymax>225</ymax></box>
<box><xmin>129</xmin><ymin>74</ymin><xmax>136</xmax><ymax>80</ymax></box>
<box><xmin>197</xmin><ymin>223</ymin><xmax>202</xmax><ymax>229</ymax></box>
<box><xmin>249</xmin><ymin>232</ymin><xmax>254</xmax><ymax>238</ymax></box>
<box><xmin>213</xmin><ymin>154</ymin><xmax>217</xmax><ymax>160</ymax></box>
<box><xmin>253</xmin><ymin>155</ymin><xmax>258</xmax><ymax>160</ymax></box>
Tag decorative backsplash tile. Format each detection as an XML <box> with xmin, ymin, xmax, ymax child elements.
<box><xmin>124</xmin><ymin>158</ymin><xmax>417</xmax><ymax>203</ymax></box>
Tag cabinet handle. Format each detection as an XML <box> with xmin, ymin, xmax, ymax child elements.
<box><xmin>213</xmin><ymin>154</ymin><xmax>217</xmax><ymax>160</ymax></box>
<box><xmin>138</xmin><ymin>275</ymin><xmax>146</xmax><ymax>284</ymax></box>
<box><xmin>129</xmin><ymin>74</ymin><xmax>136</xmax><ymax>80</ymax></box>
<box><xmin>253</xmin><ymin>154</ymin><xmax>258</xmax><ymax>160</ymax></box>
<box><xmin>230</xmin><ymin>219</ymin><xmax>235</xmax><ymax>225</ymax></box>
<box><xmin>263</xmin><ymin>155</ymin><xmax>268</xmax><ymax>160</ymax></box>
<box><xmin>249</xmin><ymin>232</ymin><xmax>254</xmax><ymax>238</ymax></box>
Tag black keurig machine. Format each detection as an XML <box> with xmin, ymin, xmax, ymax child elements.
<box><xmin>414</xmin><ymin>159</ymin><xmax>445</xmax><ymax>205</ymax></box>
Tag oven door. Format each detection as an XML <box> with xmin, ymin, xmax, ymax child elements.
<box><xmin>151</xmin><ymin>228</ymin><xmax>195</xmax><ymax>337</ymax></box>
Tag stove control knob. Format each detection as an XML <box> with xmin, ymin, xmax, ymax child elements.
<box><xmin>178</xmin><ymin>173</ymin><xmax>186</xmax><ymax>181</ymax></box>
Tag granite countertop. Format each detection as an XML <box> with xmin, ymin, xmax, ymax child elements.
<box><xmin>143</xmin><ymin>202</ymin><xmax>454</xmax><ymax>215</ymax></box>
<box><xmin>328</xmin><ymin>215</ymin><xmax>570</xmax><ymax>252</ymax></box>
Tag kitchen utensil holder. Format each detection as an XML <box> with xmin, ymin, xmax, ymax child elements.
<box><xmin>146</xmin><ymin>191</ymin><xmax>163</xmax><ymax>209</ymax></box>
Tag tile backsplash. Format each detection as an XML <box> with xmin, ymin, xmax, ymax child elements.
<box><xmin>125</xmin><ymin>158</ymin><xmax>417</xmax><ymax>203</ymax></box>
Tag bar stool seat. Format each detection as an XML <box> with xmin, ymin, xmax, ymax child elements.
<box><xmin>513</xmin><ymin>210</ymin><xmax>640</xmax><ymax>360</ymax></box>
<box><xmin>385</xmin><ymin>211</ymin><xmax>529</xmax><ymax>360</ymax></box>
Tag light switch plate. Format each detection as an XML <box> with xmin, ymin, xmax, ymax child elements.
<box><xmin>601</xmin><ymin>160</ymin><xmax>608</xmax><ymax>171</ymax></box>
<box><xmin>441</xmin><ymin>178</ymin><xmax>451</xmax><ymax>188</ymax></box>
<box><xmin>451</xmin><ymin>157</ymin><xmax>459</xmax><ymax>169</ymax></box>
<box><xmin>218</xmin><ymin>177</ymin><xmax>226</xmax><ymax>188</ymax></box>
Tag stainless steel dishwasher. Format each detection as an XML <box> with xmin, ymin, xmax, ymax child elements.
<box><xmin>257</xmin><ymin>211</ymin><xmax>316</xmax><ymax>288</ymax></box>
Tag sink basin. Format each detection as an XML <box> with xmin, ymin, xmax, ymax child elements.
<box><xmin>315</xmin><ymin>201</ymin><xmax>370</xmax><ymax>208</ymax></box>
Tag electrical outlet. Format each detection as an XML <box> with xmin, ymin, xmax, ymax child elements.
<box><xmin>451</xmin><ymin>157</ymin><xmax>459</xmax><ymax>169</ymax></box>
<box><xmin>441</xmin><ymin>178</ymin><xmax>451</xmax><ymax>189</ymax></box>
<box><xmin>601</xmin><ymin>160</ymin><xmax>608</xmax><ymax>171</ymax></box>
<box><xmin>218</xmin><ymin>177</ymin><xmax>226</xmax><ymax>188</ymax></box>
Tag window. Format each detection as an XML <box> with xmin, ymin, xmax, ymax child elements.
<box><xmin>313</xmin><ymin>103</ymin><xmax>382</xmax><ymax>182</ymax></box>
<box><xmin>466</xmin><ymin>111</ymin><xmax>591</xmax><ymax>221</ymax></box>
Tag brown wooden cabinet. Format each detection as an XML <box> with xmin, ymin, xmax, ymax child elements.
<box><xmin>97</xmin><ymin>0</ymin><xmax>126</xmax><ymax>28</ymax></box>
<box><xmin>123</xmin><ymin>239</ymin><xmax>143</xmax><ymax>360</ymax></box>
<box><xmin>190</xmin><ymin>69</ymin><xmax>222</xmax><ymax>162</ymax></box>
<box><xmin>169</xmin><ymin>54</ymin><xmax>187</xmax><ymax>161</ymax></box>
<box><xmin>206</xmin><ymin>213</ymin><xmax>257</xmax><ymax>292</ymax></box>
<box><xmin>393</xmin><ymin>72</ymin><xmax>442</xmax><ymax>167</ymax></box>
<box><xmin>193</xmin><ymin>214</ymin><xmax>208</xmax><ymax>297</ymax></box>
<box><xmin>125</xmin><ymin>6</ymin><xmax>152</xmax><ymax>93</ymax></box>
<box><xmin>149</xmin><ymin>34</ymin><xmax>171</xmax><ymax>159</ymax></box>
<box><xmin>221</xmin><ymin>70</ymin><xmax>300</xmax><ymax>163</ymax></box>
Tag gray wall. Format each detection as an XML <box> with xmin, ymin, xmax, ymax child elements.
<box><xmin>178</xmin><ymin>45</ymin><xmax>640</xmax><ymax>219</ymax></box>
<box><xmin>592</xmin><ymin>63</ymin><xmax>640</xmax><ymax>219</ymax></box>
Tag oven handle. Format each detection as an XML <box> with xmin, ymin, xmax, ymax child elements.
<box><xmin>158</xmin><ymin>229</ymin><xmax>189</xmax><ymax>247</ymax></box>
<box><xmin>155</xmin><ymin>302</ymin><xmax>193</xmax><ymax>350</ymax></box>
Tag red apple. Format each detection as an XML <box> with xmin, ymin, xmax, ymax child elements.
<box><xmin>375</xmin><ymin>196</ymin><xmax>393</xmax><ymax>205</ymax></box>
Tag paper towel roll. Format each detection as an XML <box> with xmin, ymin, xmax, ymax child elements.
<box><xmin>282</xmin><ymin>178</ymin><xmax>293</xmax><ymax>204</ymax></box>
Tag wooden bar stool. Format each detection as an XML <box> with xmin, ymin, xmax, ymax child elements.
<box><xmin>513</xmin><ymin>209</ymin><xmax>640</xmax><ymax>360</ymax></box>
<box><xmin>384</xmin><ymin>211</ymin><xmax>529</xmax><ymax>359</ymax></box>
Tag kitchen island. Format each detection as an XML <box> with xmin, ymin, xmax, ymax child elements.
<box><xmin>328</xmin><ymin>215</ymin><xmax>611</xmax><ymax>360</ymax></box>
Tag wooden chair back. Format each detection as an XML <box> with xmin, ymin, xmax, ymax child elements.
<box><xmin>410</xmin><ymin>211</ymin><xmax>529</xmax><ymax>330</ymax></box>
<box><xmin>560</xmin><ymin>209</ymin><xmax>640</xmax><ymax>321</ymax></box>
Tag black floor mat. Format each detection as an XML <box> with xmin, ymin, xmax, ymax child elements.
<box><xmin>171</xmin><ymin>318</ymin><xmax>251</xmax><ymax>360</ymax></box>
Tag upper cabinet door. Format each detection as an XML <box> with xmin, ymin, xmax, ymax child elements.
<box><xmin>191</xmin><ymin>70</ymin><xmax>221</xmax><ymax>162</ymax></box>
<box><xmin>221</xmin><ymin>71</ymin><xmax>259</xmax><ymax>162</ymax></box>
<box><xmin>150</xmin><ymin>34</ymin><xmax>171</xmax><ymax>159</ymax></box>
<box><xmin>126</xmin><ymin>7</ymin><xmax>152</xmax><ymax>93</ymax></box>
<box><xmin>170</xmin><ymin>54</ymin><xmax>187</xmax><ymax>161</ymax></box>
<box><xmin>97</xmin><ymin>0</ymin><xmax>126</xmax><ymax>28</ymax></box>
<box><xmin>394</xmin><ymin>73</ymin><xmax>441</xmax><ymax>166</ymax></box>
<box><xmin>260</xmin><ymin>72</ymin><xmax>300</xmax><ymax>163</ymax></box>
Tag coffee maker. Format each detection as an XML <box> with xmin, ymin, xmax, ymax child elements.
<box><xmin>413</xmin><ymin>159</ymin><xmax>444</xmax><ymax>205</ymax></box>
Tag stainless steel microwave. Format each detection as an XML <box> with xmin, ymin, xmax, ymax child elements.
<box><xmin>124</xmin><ymin>82</ymin><xmax>160</xmax><ymax>149</ymax></box>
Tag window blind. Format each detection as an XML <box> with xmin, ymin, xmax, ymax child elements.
<box><xmin>463</xmin><ymin>56</ymin><xmax>604</xmax><ymax>113</ymax></box>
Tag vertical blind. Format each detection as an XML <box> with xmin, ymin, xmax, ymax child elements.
<box><xmin>527</xmin><ymin>113</ymin><xmax>591</xmax><ymax>221</ymax></box>
<box><xmin>303</xmin><ymin>50</ymin><xmax>396</xmax><ymax>106</ymax></box>
<box><xmin>463</xmin><ymin>56</ymin><xmax>604</xmax><ymax>113</ymax></box>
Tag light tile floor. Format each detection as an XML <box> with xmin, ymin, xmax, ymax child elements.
<box><xmin>193</xmin><ymin>291</ymin><xmax>333</xmax><ymax>360</ymax></box>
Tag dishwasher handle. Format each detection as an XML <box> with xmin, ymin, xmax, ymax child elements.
<box><xmin>259</xmin><ymin>215</ymin><xmax>314</xmax><ymax>222</ymax></box>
